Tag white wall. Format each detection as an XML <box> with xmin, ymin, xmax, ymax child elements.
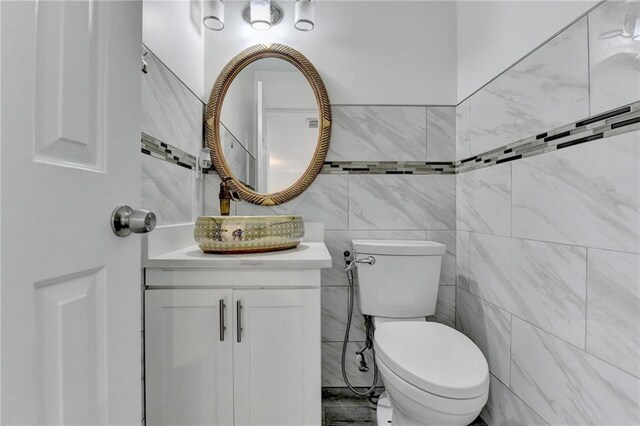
<box><xmin>204</xmin><ymin>1</ymin><xmax>458</xmax><ymax>105</ymax></box>
<box><xmin>143</xmin><ymin>0</ymin><xmax>205</xmax><ymax>98</ymax></box>
<box><xmin>457</xmin><ymin>0</ymin><xmax>600</xmax><ymax>102</ymax></box>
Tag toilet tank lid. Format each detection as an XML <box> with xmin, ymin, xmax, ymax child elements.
<box><xmin>352</xmin><ymin>239</ymin><xmax>446</xmax><ymax>256</ymax></box>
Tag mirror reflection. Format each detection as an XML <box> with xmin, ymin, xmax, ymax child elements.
<box><xmin>220</xmin><ymin>58</ymin><xmax>319</xmax><ymax>194</ymax></box>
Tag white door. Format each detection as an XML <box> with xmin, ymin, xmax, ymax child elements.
<box><xmin>145</xmin><ymin>289</ymin><xmax>234</xmax><ymax>426</ymax></box>
<box><xmin>1</xmin><ymin>1</ymin><xmax>143</xmax><ymax>424</ymax></box>
<box><xmin>233</xmin><ymin>289</ymin><xmax>321</xmax><ymax>426</ymax></box>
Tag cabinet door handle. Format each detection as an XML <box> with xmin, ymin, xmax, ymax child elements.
<box><xmin>219</xmin><ymin>299</ymin><xmax>226</xmax><ymax>341</ymax></box>
<box><xmin>236</xmin><ymin>300</ymin><xmax>243</xmax><ymax>343</ymax></box>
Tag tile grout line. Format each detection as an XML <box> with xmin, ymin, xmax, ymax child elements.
<box><xmin>459</xmin><ymin>228</ymin><xmax>639</xmax><ymax>256</ymax></box>
<box><xmin>584</xmin><ymin>248</ymin><xmax>589</xmax><ymax>352</ymax></box>
<box><xmin>455</xmin><ymin>0</ymin><xmax>605</xmax><ymax>106</ymax></box>
<box><xmin>489</xmin><ymin>373</ymin><xmax>551</xmax><ymax>426</ymax></box>
<box><xmin>425</xmin><ymin>106</ymin><xmax>429</xmax><ymax>162</ymax></box>
<box><xmin>509</xmin><ymin>313</ymin><xmax>513</xmax><ymax>388</ymax></box>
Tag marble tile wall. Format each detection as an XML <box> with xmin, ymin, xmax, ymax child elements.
<box><xmin>454</xmin><ymin>2</ymin><xmax>640</xmax><ymax>423</ymax></box>
<box><xmin>460</xmin><ymin>18</ymin><xmax>589</xmax><ymax>160</ymax></box>
<box><xmin>141</xmin><ymin>46</ymin><xmax>205</xmax><ymax>226</ymax></box>
<box><xmin>232</xmin><ymin>105</ymin><xmax>457</xmax><ymax>387</ymax></box>
<box><xmin>457</xmin><ymin>133</ymin><xmax>640</xmax><ymax>426</ymax></box>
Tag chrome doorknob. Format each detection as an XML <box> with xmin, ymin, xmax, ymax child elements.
<box><xmin>111</xmin><ymin>205</ymin><xmax>157</xmax><ymax>237</ymax></box>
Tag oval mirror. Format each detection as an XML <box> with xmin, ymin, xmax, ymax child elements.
<box><xmin>205</xmin><ymin>44</ymin><xmax>331</xmax><ymax>206</ymax></box>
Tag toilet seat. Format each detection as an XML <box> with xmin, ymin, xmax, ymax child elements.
<box><xmin>374</xmin><ymin>322</ymin><xmax>489</xmax><ymax>399</ymax></box>
<box><xmin>376</xmin><ymin>355</ymin><xmax>488</xmax><ymax>418</ymax></box>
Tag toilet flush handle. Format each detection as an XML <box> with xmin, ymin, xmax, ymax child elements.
<box><xmin>355</xmin><ymin>256</ymin><xmax>375</xmax><ymax>265</ymax></box>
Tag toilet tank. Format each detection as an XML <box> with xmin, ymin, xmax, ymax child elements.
<box><xmin>352</xmin><ymin>240</ymin><xmax>446</xmax><ymax>318</ymax></box>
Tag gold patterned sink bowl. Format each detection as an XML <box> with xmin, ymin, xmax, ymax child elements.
<box><xmin>195</xmin><ymin>215</ymin><xmax>305</xmax><ymax>254</ymax></box>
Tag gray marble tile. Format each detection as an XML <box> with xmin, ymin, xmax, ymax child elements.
<box><xmin>141</xmin><ymin>48</ymin><xmax>203</xmax><ymax>156</ymax></box>
<box><xmin>456</xmin><ymin>99</ymin><xmax>472</xmax><ymax>161</ymax></box>
<box><xmin>321</xmin><ymin>285</ymin><xmax>368</xmax><ymax>343</ymax></box>
<box><xmin>427</xmin><ymin>285</ymin><xmax>455</xmax><ymax>327</ymax></box>
<box><xmin>481</xmin><ymin>374</ymin><xmax>548</xmax><ymax>426</ymax></box>
<box><xmin>456</xmin><ymin>231</ymin><xmax>471</xmax><ymax>290</ymax></box>
<box><xmin>470</xmin><ymin>233</ymin><xmax>587</xmax><ymax>347</ymax></box>
<box><xmin>511</xmin><ymin>317</ymin><xmax>640</xmax><ymax>425</ymax></box>
<box><xmin>349</xmin><ymin>175</ymin><xmax>455</xmax><ymax>230</ymax></box>
<box><xmin>426</xmin><ymin>230</ymin><xmax>456</xmax><ymax>286</ymax></box>
<box><xmin>589</xmin><ymin>0</ymin><xmax>640</xmax><ymax>115</ymax></box>
<box><xmin>512</xmin><ymin>130</ymin><xmax>640</xmax><ymax>253</ymax></box>
<box><xmin>426</xmin><ymin>106</ymin><xmax>455</xmax><ymax>161</ymax></box>
<box><xmin>322</xmin><ymin>230</ymin><xmax>427</xmax><ymax>286</ymax></box>
<box><xmin>322</xmin><ymin>286</ymin><xmax>349</xmax><ymax>342</ymax></box>
<box><xmin>327</xmin><ymin>106</ymin><xmax>427</xmax><ymax>161</ymax></box>
<box><xmin>141</xmin><ymin>155</ymin><xmax>193</xmax><ymax>226</ymax></box>
<box><xmin>456</xmin><ymin>289</ymin><xmax>511</xmax><ymax>384</ymax></box>
<box><xmin>469</xmin><ymin>18</ymin><xmax>589</xmax><ymax>155</ymax></box>
<box><xmin>237</xmin><ymin>175</ymin><xmax>349</xmax><ymax>230</ymax></box>
<box><xmin>587</xmin><ymin>248</ymin><xmax>640</xmax><ymax>378</ymax></box>
<box><xmin>322</xmin><ymin>342</ymin><xmax>375</xmax><ymax>387</ymax></box>
<box><xmin>456</xmin><ymin>163</ymin><xmax>511</xmax><ymax>236</ymax></box>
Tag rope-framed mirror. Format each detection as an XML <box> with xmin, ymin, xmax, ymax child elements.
<box><xmin>205</xmin><ymin>43</ymin><xmax>331</xmax><ymax>206</ymax></box>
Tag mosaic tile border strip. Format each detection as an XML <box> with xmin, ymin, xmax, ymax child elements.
<box><xmin>455</xmin><ymin>101</ymin><xmax>640</xmax><ymax>174</ymax></box>
<box><xmin>142</xmin><ymin>101</ymin><xmax>640</xmax><ymax>176</ymax></box>
<box><xmin>141</xmin><ymin>132</ymin><xmax>197</xmax><ymax>171</ymax></box>
<box><xmin>321</xmin><ymin>161</ymin><xmax>456</xmax><ymax>175</ymax></box>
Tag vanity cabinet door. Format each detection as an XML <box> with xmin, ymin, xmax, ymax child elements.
<box><xmin>233</xmin><ymin>288</ymin><xmax>321</xmax><ymax>425</ymax></box>
<box><xmin>145</xmin><ymin>289</ymin><xmax>234</xmax><ymax>426</ymax></box>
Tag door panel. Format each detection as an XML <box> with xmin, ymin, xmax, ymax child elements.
<box><xmin>34</xmin><ymin>0</ymin><xmax>106</xmax><ymax>171</ymax></box>
<box><xmin>233</xmin><ymin>289</ymin><xmax>321</xmax><ymax>426</ymax></box>
<box><xmin>145</xmin><ymin>290</ymin><xmax>234</xmax><ymax>426</ymax></box>
<box><xmin>1</xmin><ymin>1</ymin><xmax>143</xmax><ymax>424</ymax></box>
<box><xmin>35</xmin><ymin>267</ymin><xmax>107</xmax><ymax>424</ymax></box>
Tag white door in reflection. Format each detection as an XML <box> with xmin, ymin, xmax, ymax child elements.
<box><xmin>265</xmin><ymin>110</ymin><xmax>318</xmax><ymax>193</ymax></box>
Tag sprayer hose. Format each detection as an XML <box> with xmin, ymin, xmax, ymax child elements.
<box><xmin>341</xmin><ymin>269</ymin><xmax>378</xmax><ymax>397</ymax></box>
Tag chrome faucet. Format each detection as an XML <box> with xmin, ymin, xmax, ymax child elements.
<box><xmin>219</xmin><ymin>177</ymin><xmax>241</xmax><ymax>216</ymax></box>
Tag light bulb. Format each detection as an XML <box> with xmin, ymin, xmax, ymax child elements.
<box><xmin>295</xmin><ymin>0</ymin><xmax>314</xmax><ymax>31</ymax></box>
<box><xmin>203</xmin><ymin>0</ymin><xmax>224</xmax><ymax>31</ymax></box>
<box><xmin>251</xmin><ymin>0</ymin><xmax>271</xmax><ymax>31</ymax></box>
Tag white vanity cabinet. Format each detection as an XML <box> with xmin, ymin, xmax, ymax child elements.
<box><xmin>145</xmin><ymin>289</ymin><xmax>234</xmax><ymax>426</ymax></box>
<box><xmin>143</xmin><ymin>241</ymin><xmax>331</xmax><ymax>426</ymax></box>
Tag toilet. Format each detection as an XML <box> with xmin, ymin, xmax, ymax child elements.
<box><xmin>352</xmin><ymin>240</ymin><xmax>489</xmax><ymax>426</ymax></box>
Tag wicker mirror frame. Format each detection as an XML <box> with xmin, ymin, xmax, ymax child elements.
<box><xmin>205</xmin><ymin>44</ymin><xmax>331</xmax><ymax>206</ymax></box>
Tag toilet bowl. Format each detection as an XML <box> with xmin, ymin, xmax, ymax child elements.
<box><xmin>374</xmin><ymin>321</ymin><xmax>489</xmax><ymax>426</ymax></box>
<box><xmin>351</xmin><ymin>239</ymin><xmax>489</xmax><ymax>425</ymax></box>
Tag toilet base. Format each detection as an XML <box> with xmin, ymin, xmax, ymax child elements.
<box><xmin>376</xmin><ymin>391</ymin><xmax>393</xmax><ymax>425</ymax></box>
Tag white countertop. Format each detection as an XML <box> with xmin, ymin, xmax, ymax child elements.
<box><xmin>143</xmin><ymin>242</ymin><xmax>333</xmax><ymax>270</ymax></box>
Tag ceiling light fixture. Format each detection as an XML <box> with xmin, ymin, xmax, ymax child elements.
<box><xmin>294</xmin><ymin>0</ymin><xmax>314</xmax><ymax>31</ymax></box>
<box><xmin>203</xmin><ymin>0</ymin><xmax>225</xmax><ymax>31</ymax></box>
<box><xmin>246</xmin><ymin>0</ymin><xmax>279</xmax><ymax>31</ymax></box>
<box><xmin>207</xmin><ymin>0</ymin><xmax>310</xmax><ymax>32</ymax></box>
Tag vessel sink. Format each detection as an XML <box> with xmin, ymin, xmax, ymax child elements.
<box><xmin>194</xmin><ymin>215</ymin><xmax>305</xmax><ymax>254</ymax></box>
